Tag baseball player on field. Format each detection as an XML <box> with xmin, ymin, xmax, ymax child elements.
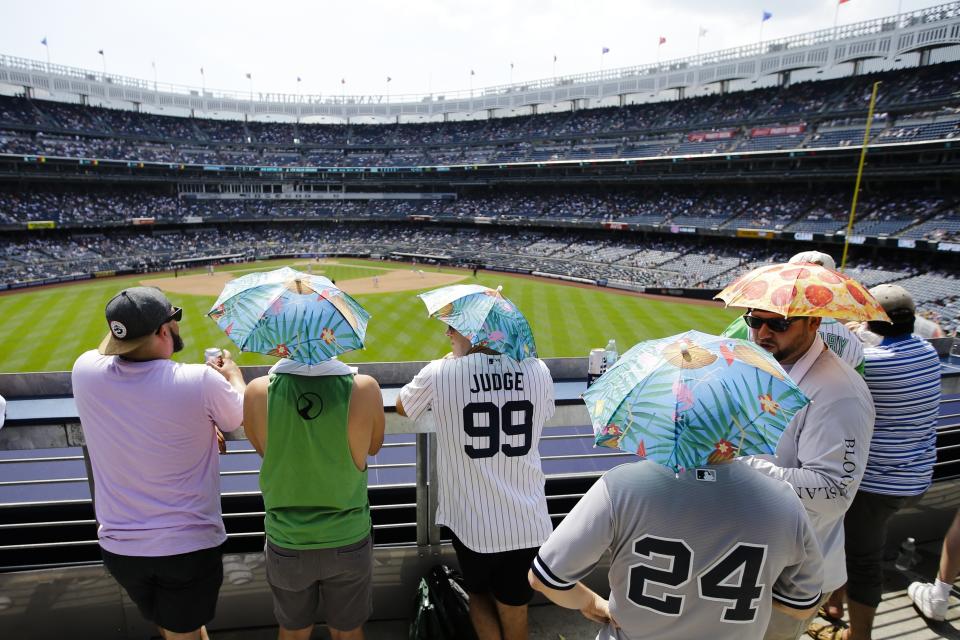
<box><xmin>398</xmin><ymin>321</ymin><xmax>554</xmax><ymax>640</ymax></box>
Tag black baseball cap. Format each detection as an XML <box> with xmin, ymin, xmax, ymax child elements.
<box><xmin>98</xmin><ymin>287</ymin><xmax>180</xmax><ymax>355</ymax></box>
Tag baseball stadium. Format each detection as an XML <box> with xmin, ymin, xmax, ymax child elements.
<box><xmin>1</xmin><ymin>3</ymin><xmax>960</xmax><ymax>639</ymax></box>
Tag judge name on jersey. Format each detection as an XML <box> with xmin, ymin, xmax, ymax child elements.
<box><xmin>470</xmin><ymin>371</ymin><xmax>524</xmax><ymax>394</ymax></box>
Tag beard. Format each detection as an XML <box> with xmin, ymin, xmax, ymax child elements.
<box><xmin>171</xmin><ymin>328</ymin><xmax>185</xmax><ymax>353</ymax></box>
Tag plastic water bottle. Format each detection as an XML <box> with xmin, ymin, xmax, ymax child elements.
<box><xmin>604</xmin><ymin>339</ymin><xmax>618</xmax><ymax>369</ymax></box>
<box><xmin>895</xmin><ymin>537</ymin><xmax>916</xmax><ymax>571</ymax></box>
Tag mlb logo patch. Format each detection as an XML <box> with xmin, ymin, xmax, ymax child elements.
<box><xmin>695</xmin><ymin>468</ymin><xmax>716</xmax><ymax>482</ymax></box>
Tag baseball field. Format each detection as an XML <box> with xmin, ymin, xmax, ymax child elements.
<box><xmin>0</xmin><ymin>258</ymin><xmax>741</xmax><ymax>373</ymax></box>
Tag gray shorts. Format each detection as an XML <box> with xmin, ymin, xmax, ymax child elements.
<box><xmin>264</xmin><ymin>535</ymin><xmax>373</xmax><ymax>631</ymax></box>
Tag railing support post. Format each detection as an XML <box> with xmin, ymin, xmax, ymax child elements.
<box><xmin>427</xmin><ymin>433</ymin><xmax>441</xmax><ymax>546</ymax></box>
<box><xmin>415</xmin><ymin>433</ymin><xmax>429</xmax><ymax>547</ymax></box>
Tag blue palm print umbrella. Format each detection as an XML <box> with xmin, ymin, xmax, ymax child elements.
<box><xmin>582</xmin><ymin>330</ymin><xmax>809</xmax><ymax>472</ymax></box>
<box><xmin>417</xmin><ymin>284</ymin><xmax>537</xmax><ymax>361</ymax></box>
<box><xmin>208</xmin><ymin>266</ymin><xmax>369</xmax><ymax>364</ymax></box>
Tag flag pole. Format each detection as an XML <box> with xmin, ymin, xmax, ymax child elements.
<box><xmin>840</xmin><ymin>80</ymin><xmax>881</xmax><ymax>270</ymax></box>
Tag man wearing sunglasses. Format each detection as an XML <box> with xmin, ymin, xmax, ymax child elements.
<box><xmin>72</xmin><ymin>286</ymin><xmax>246</xmax><ymax>640</ymax></box>
<box><xmin>738</xmin><ymin>305</ymin><xmax>874</xmax><ymax>640</ymax></box>
<box><xmin>723</xmin><ymin>252</ymin><xmax>865</xmax><ymax>376</ymax></box>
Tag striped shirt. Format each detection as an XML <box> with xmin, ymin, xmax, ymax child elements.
<box><xmin>859</xmin><ymin>335</ymin><xmax>942</xmax><ymax>497</ymax></box>
<box><xmin>399</xmin><ymin>354</ymin><xmax>555</xmax><ymax>553</ymax></box>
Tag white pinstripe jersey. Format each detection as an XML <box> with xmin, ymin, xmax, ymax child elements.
<box><xmin>399</xmin><ymin>354</ymin><xmax>555</xmax><ymax>553</ymax></box>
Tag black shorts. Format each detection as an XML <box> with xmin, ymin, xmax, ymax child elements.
<box><xmin>451</xmin><ymin>533</ymin><xmax>537</xmax><ymax>606</ymax></box>
<box><xmin>101</xmin><ymin>544</ymin><xmax>224</xmax><ymax>633</ymax></box>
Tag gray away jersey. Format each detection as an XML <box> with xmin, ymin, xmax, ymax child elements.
<box><xmin>399</xmin><ymin>353</ymin><xmax>555</xmax><ymax>553</ymax></box>
<box><xmin>533</xmin><ymin>461</ymin><xmax>823</xmax><ymax>640</ymax></box>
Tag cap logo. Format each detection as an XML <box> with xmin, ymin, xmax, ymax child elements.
<box><xmin>110</xmin><ymin>321</ymin><xmax>128</xmax><ymax>338</ymax></box>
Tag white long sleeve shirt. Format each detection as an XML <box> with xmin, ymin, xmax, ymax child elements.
<box><xmin>742</xmin><ymin>336</ymin><xmax>875</xmax><ymax>592</ymax></box>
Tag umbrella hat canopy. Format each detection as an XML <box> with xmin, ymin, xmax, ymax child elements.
<box><xmin>417</xmin><ymin>284</ymin><xmax>537</xmax><ymax>361</ymax></box>
<box><xmin>715</xmin><ymin>262</ymin><xmax>890</xmax><ymax>322</ymax></box>
<box><xmin>583</xmin><ymin>331</ymin><xmax>809</xmax><ymax>472</ymax></box>
<box><xmin>208</xmin><ymin>267</ymin><xmax>369</xmax><ymax>364</ymax></box>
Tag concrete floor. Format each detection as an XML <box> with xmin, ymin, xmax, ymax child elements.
<box><xmin>210</xmin><ymin>541</ymin><xmax>960</xmax><ymax>640</ymax></box>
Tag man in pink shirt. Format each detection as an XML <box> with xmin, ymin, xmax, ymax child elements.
<box><xmin>72</xmin><ymin>286</ymin><xmax>245</xmax><ymax>640</ymax></box>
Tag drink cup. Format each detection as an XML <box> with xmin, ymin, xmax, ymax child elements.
<box><xmin>588</xmin><ymin>348</ymin><xmax>606</xmax><ymax>386</ymax></box>
<box><xmin>205</xmin><ymin>347</ymin><xmax>224</xmax><ymax>367</ymax></box>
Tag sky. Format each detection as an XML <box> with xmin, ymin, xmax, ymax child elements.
<box><xmin>0</xmin><ymin>0</ymin><xmax>951</xmax><ymax>99</ymax></box>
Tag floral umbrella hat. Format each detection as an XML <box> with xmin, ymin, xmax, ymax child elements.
<box><xmin>208</xmin><ymin>266</ymin><xmax>369</xmax><ymax>364</ymax></box>
<box><xmin>417</xmin><ymin>283</ymin><xmax>537</xmax><ymax>361</ymax></box>
<box><xmin>583</xmin><ymin>330</ymin><xmax>809</xmax><ymax>472</ymax></box>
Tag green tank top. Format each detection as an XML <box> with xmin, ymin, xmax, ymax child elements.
<box><xmin>260</xmin><ymin>373</ymin><xmax>370</xmax><ymax>549</ymax></box>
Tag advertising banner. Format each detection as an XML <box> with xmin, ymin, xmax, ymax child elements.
<box><xmin>687</xmin><ymin>130</ymin><xmax>736</xmax><ymax>142</ymax></box>
<box><xmin>737</xmin><ymin>228</ymin><xmax>776</xmax><ymax>239</ymax></box>
<box><xmin>750</xmin><ymin>124</ymin><xmax>806</xmax><ymax>137</ymax></box>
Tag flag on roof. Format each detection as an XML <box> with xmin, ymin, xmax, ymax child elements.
<box><xmin>41</xmin><ymin>37</ymin><xmax>48</xmax><ymax>46</ymax></box>
<box><xmin>602</xmin><ymin>46</ymin><xmax>610</xmax><ymax>54</ymax></box>
<box><xmin>341</xmin><ymin>78</ymin><xmax>346</xmax><ymax>84</ymax></box>
<box><xmin>296</xmin><ymin>76</ymin><xmax>301</xmax><ymax>82</ymax></box>
<box><xmin>245</xmin><ymin>72</ymin><xmax>251</xmax><ymax>79</ymax></box>
<box><xmin>200</xmin><ymin>67</ymin><xmax>204</xmax><ymax>75</ymax></box>
<box><xmin>470</xmin><ymin>69</ymin><xmax>475</xmax><ymax>75</ymax></box>
<box><xmin>839</xmin><ymin>0</ymin><xmax>851</xmax><ymax>4</ymax></box>
<box><xmin>98</xmin><ymin>49</ymin><xmax>104</xmax><ymax>55</ymax></box>
<box><xmin>386</xmin><ymin>76</ymin><xmax>392</xmax><ymax>82</ymax></box>
<box><xmin>762</xmin><ymin>10</ymin><xmax>773</xmax><ymax>21</ymax></box>
<box><xmin>553</xmin><ymin>54</ymin><xmax>557</xmax><ymax>62</ymax></box>
<box><xmin>510</xmin><ymin>62</ymin><xmax>514</xmax><ymax>69</ymax></box>
<box><xmin>659</xmin><ymin>36</ymin><xmax>666</xmax><ymax>45</ymax></box>
<box><xmin>699</xmin><ymin>27</ymin><xmax>708</xmax><ymax>37</ymax></box>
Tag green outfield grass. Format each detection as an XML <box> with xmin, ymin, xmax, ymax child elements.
<box><xmin>0</xmin><ymin>258</ymin><xmax>740</xmax><ymax>373</ymax></box>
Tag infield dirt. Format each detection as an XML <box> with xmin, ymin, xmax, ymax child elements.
<box><xmin>145</xmin><ymin>262</ymin><xmax>467</xmax><ymax>296</ymax></box>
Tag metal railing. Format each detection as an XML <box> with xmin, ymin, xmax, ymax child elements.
<box><xmin>0</xmin><ymin>359</ymin><xmax>597</xmax><ymax>557</ymax></box>
<box><xmin>1</xmin><ymin>361</ymin><xmax>959</xmax><ymax>560</ymax></box>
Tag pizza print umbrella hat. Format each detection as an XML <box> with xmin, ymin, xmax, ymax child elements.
<box><xmin>715</xmin><ymin>262</ymin><xmax>890</xmax><ymax>322</ymax></box>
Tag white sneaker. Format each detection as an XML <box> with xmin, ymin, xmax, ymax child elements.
<box><xmin>908</xmin><ymin>581</ymin><xmax>949</xmax><ymax>621</ymax></box>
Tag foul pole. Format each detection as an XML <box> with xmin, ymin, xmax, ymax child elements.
<box><xmin>840</xmin><ymin>80</ymin><xmax>881</xmax><ymax>270</ymax></box>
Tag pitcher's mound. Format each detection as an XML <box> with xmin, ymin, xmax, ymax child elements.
<box><xmin>146</xmin><ymin>267</ymin><xmax>466</xmax><ymax>296</ymax></box>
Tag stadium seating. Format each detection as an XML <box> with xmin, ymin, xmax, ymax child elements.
<box><xmin>2</xmin><ymin>61</ymin><xmax>960</xmax><ymax>171</ymax></box>
<box><xmin>3</xmin><ymin>223</ymin><xmax>955</xmax><ymax>333</ymax></box>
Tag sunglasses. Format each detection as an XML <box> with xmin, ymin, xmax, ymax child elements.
<box><xmin>743</xmin><ymin>314</ymin><xmax>803</xmax><ymax>333</ymax></box>
<box><xmin>155</xmin><ymin>307</ymin><xmax>183</xmax><ymax>334</ymax></box>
